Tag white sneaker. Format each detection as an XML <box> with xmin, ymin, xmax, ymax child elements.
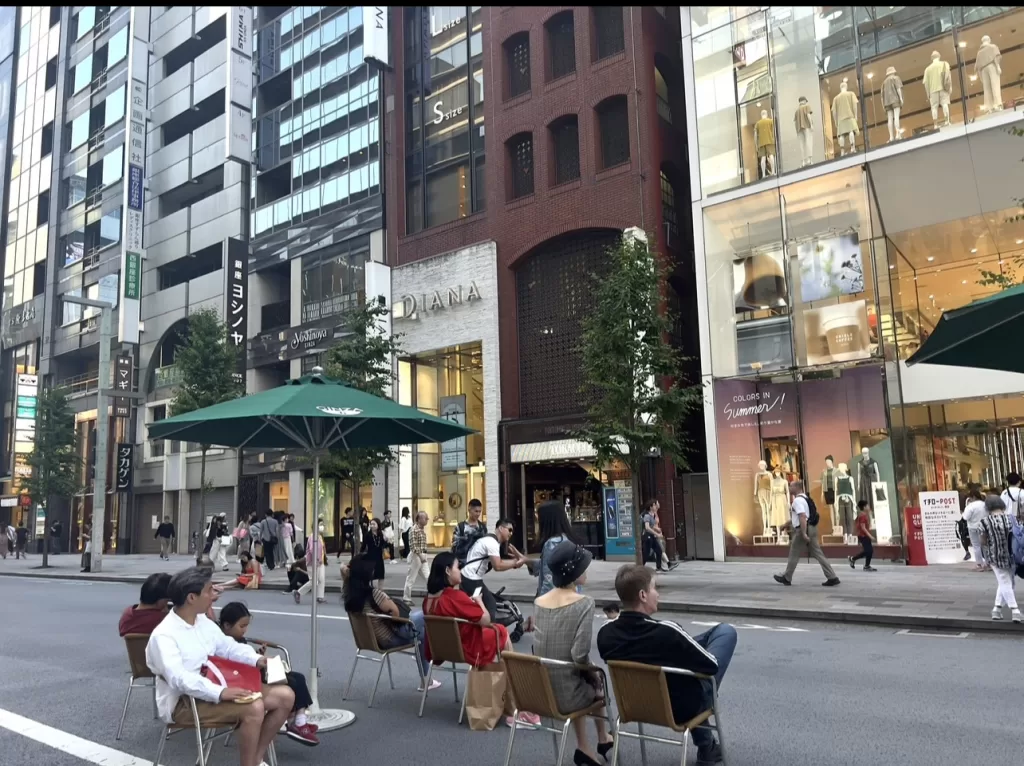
<box><xmin>1012</xmin><ymin>609</ymin><xmax>1022</xmax><ymax>624</ymax></box>
<box><xmin>992</xmin><ymin>607</ymin><xmax>1004</xmax><ymax>620</ymax></box>
<box><xmin>417</xmin><ymin>679</ymin><xmax>442</xmax><ymax>692</ymax></box>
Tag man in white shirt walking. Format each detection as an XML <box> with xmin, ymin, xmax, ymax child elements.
<box><xmin>773</xmin><ymin>480</ymin><xmax>841</xmax><ymax>587</ymax></box>
<box><xmin>147</xmin><ymin>566</ymin><xmax>294</xmax><ymax>766</ymax></box>
<box><xmin>403</xmin><ymin>511</ymin><xmax>431</xmax><ymax>604</ymax></box>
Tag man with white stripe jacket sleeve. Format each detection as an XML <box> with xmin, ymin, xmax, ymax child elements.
<box><xmin>598</xmin><ymin>564</ymin><xmax>736</xmax><ymax>766</ymax></box>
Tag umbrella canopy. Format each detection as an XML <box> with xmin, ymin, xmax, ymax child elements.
<box><xmin>905</xmin><ymin>283</ymin><xmax>1024</xmax><ymax>374</ymax></box>
<box><xmin>147</xmin><ymin>370</ymin><xmax>474</xmax><ymax>449</ymax></box>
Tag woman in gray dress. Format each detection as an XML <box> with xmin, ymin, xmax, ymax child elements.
<box><xmin>533</xmin><ymin>541</ymin><xmax>614</xmax><ymax>766</ymax></box>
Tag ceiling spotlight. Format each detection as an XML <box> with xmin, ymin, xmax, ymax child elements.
<box><xmin>927</xmin><ymin>256</ymin><xmax>935</xmax><ymax>262</ymax></box>
<box><xmin>962</xmin><ymin>280</ymin><xmax>968</xmax><ymax>285</ymax></box>
<box><xmin>889</xmin><ymin>264</ymin><xmax>895</xmax><ymax>269</ymax></box>
<box><xmin>958</xmin><ymin>40</ymin><xmax>967</xmax><ymax>48</ymax></box>
<box><xmin>970</xmin><ymin>75</ymin><xmax>978</xmax><ymax>82</ymax></box>
<box><xmin>929</xmin><ymin>294</ymin><xmax>934</xmax><ymax>299</ymax></box>
<box><xmin>971</xmin><ymin>248</ymin><xmax>977</xmax><ymax>253</ymax></box>
<box><xmin>866</xmin><ymin>72</ymin><xmax>874</xmax><ymax>79</ymax></box>
<box><xmin>1016</xmin><ymin>239</ymin><xmax>1023</xmax><ymax>245</ymax></box>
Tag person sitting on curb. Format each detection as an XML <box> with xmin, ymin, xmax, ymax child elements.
<box><xmin>146</xmin><ymin>566</ymin><xmax>294</xmax><ymax>766</ymax></box>
<box><xmin>598</xmin><ymin>564</ymin><xmax>736</xmax><ymax>766</ymax></box>
<box><xmin>118</xmin><ymin>572</ymin><xmax>172</xmax><ymax>636</ymax></box>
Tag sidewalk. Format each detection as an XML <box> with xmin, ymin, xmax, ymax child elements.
<box><xmin>0</xmin><ymin>551</ymin><xmax>1015</xmax><ymax>632</ymax></box>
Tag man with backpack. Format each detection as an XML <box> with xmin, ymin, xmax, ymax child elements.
<box><xmin>460</xmin><ymin>518</ymin><xmax>527</xmax><ymax>620</ymax></box>
<box><xmin>774</xmin><ymin>480</ymin><xmax>840</xmax><ymax>587</ymax></box>
<box><xmin>450</xmin><ymin>498</ymin><xmax>488</xmax><ymax>566</ymax></box>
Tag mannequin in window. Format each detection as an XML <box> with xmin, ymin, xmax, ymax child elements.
<box><xmin>821</xmin><ymin>455</ymin><xmax>837</xmax><ymax>529</ymax></box>
<box><xmin>754</xmin><ymin>460</ymin><xmax>773</xmax><ymax>534</ymax></box>
<box><xmin>793</xmin><ymin>96</ymin><xmax>813</xmax><ymax>167</ymax></box>
<box><xmin>881</xmin><ymin>67</ymin><xmax>905</xmax><ymax>142</ymax></box>
<box><xmin>769</xmin><ymin>467</ymin><xmax>790</xmax><ymax>532</ymax></box>
<box><xmin>856</xmin><ymin>447</ymin><xmax>880</xmax><ymax>510</ymax></box>
<box><xmin>923</xmin><ymin>51</ymin><xmax>952</xmax><ymax>127</ymax></box>
<box><xmin>835</xmin><ymin>462</ymin><xmax>856</xmax><ymax>539</ymax></box>
<box><xmin>754</xmin><ymin>109</ymin><xmax>776</xmax><ymax>178</ymax></box>
<box><xmin>831</xmin><ymin>78</ymin><xmax>859</xmax><ymax>156</ymax></box>
<box><xmin>976</xmin><ymin>35</ymin><xmax>1002</xmax><ymax>113</ymax></box>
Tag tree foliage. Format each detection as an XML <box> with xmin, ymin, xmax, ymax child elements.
<box><xmin>320</xmin><ymin>296</ymin><xmax>402</xmax><ymax>552</ymax></box>
<box><xmin>977</xmin><ymin>125</ymin><xmax>1024</xmax><ymax>290</ymax></box>
<box><xmin>23</xmin><ymin>386</ymin><xmax>81</xmax><ymax>567</ymax></box>
<box><xmin>170</xmin><ymin>308</ymin><xmax>243</xmax><ymax>535</ymax></box>
<box><xmin>575</xmin><ymin>230</ymin><xmax>701</xmax><ymax>562</ymax></box>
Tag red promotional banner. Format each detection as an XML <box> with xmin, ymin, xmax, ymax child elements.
<box><xmin>904</xmin><ymin>507</ymin><xmax>926</xmax><ymax>566</ymax></box>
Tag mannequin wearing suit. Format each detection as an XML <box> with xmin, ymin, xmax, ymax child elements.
<box><xmin>976</xmin><ymin>35</ymin><xmax>1002</xmax><ymax>113</ymax></box>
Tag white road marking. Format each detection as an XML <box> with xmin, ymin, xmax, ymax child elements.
<box><xmin>216</xmin><ymin>606</ymin><xmax>349</xmax><ymax>621</ymax></box>
<box><xmin>895</xmin><ymin>629</ymin><xmax>970</xmax><ymax>638</ymax></box>
<box><xmin>0</xmin><ymin>707</ymin><xmax>156</xmax><ymax>765</ymax></box>
<box><xmin>691</xmin><ymin>620</ymin><xmax>808</xmax><ymax>633</ymax></box>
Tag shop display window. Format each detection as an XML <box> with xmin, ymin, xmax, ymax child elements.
<box><xmin>957</xmin><ymin>8</ymin><xmax>1024</xmax><ymax>125</ymax></box>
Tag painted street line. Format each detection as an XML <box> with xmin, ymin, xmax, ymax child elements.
<box><xmin>691</xmin><ymin>620</ymin><xmax>809</xmax><ymax>633</ymax></box>
<box><xmin>895</xmin><ymin>629</ymin><xmax>970</xmax><ymax>638</ymax></box>
<box><xmin>0</xmin><ymin>707</ymin><xmax>155</xmax><ymax>765</ymax></box>
<box><xmin>214</xmin><ymin>605</ymin><xmax>349</xmax><ymax>621</ymax></box>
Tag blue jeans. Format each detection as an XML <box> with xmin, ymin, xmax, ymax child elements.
<box><xmin>690</xmin><ymin>623</ymin><xmax>737</xmax><ymax>748</ymax></box>
<box><xmin>382</xmin><ymin>609</ymin><xmax>430</xmax><ymax>677</ymax></box>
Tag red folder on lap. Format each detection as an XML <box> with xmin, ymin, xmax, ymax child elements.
<box><xmin>201</xmin><ymin>656</ymin><xmax>261</xmax><ymax>692</ymax></box>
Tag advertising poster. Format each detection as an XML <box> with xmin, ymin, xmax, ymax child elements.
<box><xmin>802</xmin><ymin>299</ymin><xmax>871</xmax><ymax>365</ymax></box>
<box><xmin>918</xmin><ymin>491</ymin><xmax>963</xmax><ymax>564</ymax></box>
<box><xmin>603</xmin><ymin>487</ymin><xmax>618</xmax><ymax>539</ymax></box>
<box><xmin>604</xmin><ymin>482</ymin><xmax>636</xmax><ymax>559</ymax></box>
<box><xmin>733</xmin><ymin>249</ymin><xmax>788</xmax><ymax>313</ymax></box>
<box><xmin>797</xmin><ymin>233</ymin><xmax>864</xmax><ymax>301</ymax></box>
<box><xmin>439</xmin><ymin>394</ymin><xmax>467</xmax><ymax>471</ymax></box>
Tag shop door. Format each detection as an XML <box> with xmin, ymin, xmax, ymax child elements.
<box><xmin>134</xmin><ymin>493</ymin><xmax>165</xmax><ymax>554</ymax></box>
<box><xmin>681</xmin><ymin>473</ymin><xmax>714</xmax><ymax>560</ymax></box>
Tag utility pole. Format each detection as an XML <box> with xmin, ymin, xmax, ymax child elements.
<box><xmin>63</xmin><ymin>295</ymin><xmax>122</xmax><ymax>574</ymax></box>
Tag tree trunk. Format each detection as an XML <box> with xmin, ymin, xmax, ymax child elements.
<box><xmin>198</xmin><ymin>446</ymin><xmax>209</xmax><ymax>542</ymax></box>
<box><xmin>351</xmin><ymin>481</ymin><xmax>361</xmax><ymax>561</ymax></box>
<box><xmin>41</xmin><ymin>500</ymin><xmax>50</xmax><ymax>568</ymax></box>
<box><xmin>631</xmin><ymin>472</ymin><xmax>644</xmax><ymax>565</ymax></box>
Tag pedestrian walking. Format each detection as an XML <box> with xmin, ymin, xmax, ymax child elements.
<box><xmin>979</xmin><ymin>495</ymin><xmax>1021</xmax><ymax>622</ymax></box>
<box><xmin>399</xmin><ymin>507</ymin><xmax>412</xmax><ymax>559</ymax></box>
<box><xmin>281</xmin><ymin>514</ymin><xmax>296</xmax><ymax>566</ymax></box>
<box><xmin>340</xmin><ymin>507</ymin><xmax>354</xmax><ymax>553</ymax></box>
<box><xmin>50</xmin><ymin>520</ymin><xmax>62</xmax><ymax>554</ymax></box>
<box><xmin>2</xmin><ymin>523</ymin><xmax>13</xmax><ymax>559</ymax></box>
<box><xmin>961</xmin><ymin>488</ymin><xmax>989</xmax><ymax>571</ymax></box>
<box><xmin>260</xmin><ymin>508</ymin><xmax>279</xmax><ymax>570</ymax></box>
<box><xmin>774</xmin><ymin>480</ymin><xmax>840</xmax><ymax>587</ymax></box>
<box><xmin>403</xmin><ymin>511</ymin><xmax>431</xmax><ymax>604</ymax></box>
<box><xmin>80</xmin><ymin>523</ymin><xmax>91</xmax><ymax>571</ymax></box>
<box><xmin>15</xmin><ymin>522</ymin><xmax>29</xmax><ymax>560</ymax></box>
<box><xmin>155</xmin><ymin>516</ymin><xmax>176</xmax><ymax>560</ymax></box>
<box><xmin>381</xmin><ymin>510</ymin><xmax>397</xmax><ymax>564</ymax></box>
<box><xmin>294</xmin><ymin>522</ymin><xmax>327</xmax><ymax>604</ymax></box>
<box><xmin>848</xmin><ymin>500</ymin><xmax>877</xmax><ymax>571</ymax></box>
<box><xmin>206</xmin><ymin>513</ymin><xmax>230</xmax><ymax>571</ymax></box>
<box><xmin>1001</xmin><ymin>473</ymin><xmax>1024</xmax><ymax>522</ymax></box>
<box><xmin>361</xmin><ymin>518</ymin><xmax>386</xmax><ymax>584</ymax></box>
<box><xmin>640</xmin><ymin>500</ymin><xmax>676</xmax><ymax>572</ymax></box>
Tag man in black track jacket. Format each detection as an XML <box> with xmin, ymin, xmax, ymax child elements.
<box><xmin>597</xmin><ymin>565</ymin><xmax>737</xmax><ymax>766</ymax></box>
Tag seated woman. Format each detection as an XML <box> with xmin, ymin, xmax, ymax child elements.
<box><xmin>285</xmin><ymin>553</ymin><xmax>309</xmax><ymax>594</ymax></box>
<box><xmin>423</xmin><ymin>552</ymin><xmax>510</xmax><ymax>668</ymax></box>
<box><xmin>218</xmin><ymin>602</ymin><xmax>320</xmax><ymax>747</ymax></box>
<box><xmin>342</xmin><ymin>555</ymin><xmax>440</xmax><ymax>691</ymax></box>
<box><xmin>211</xmin><ymin>552</ymin><xmax>261</xmax><ymax>593</ymax></box>
<box><xmin>533</xmin><ymin>541</ymin><xmax>614</xmax><ymax>766</ymax></box>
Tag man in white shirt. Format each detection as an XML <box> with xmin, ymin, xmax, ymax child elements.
<box><xmin>460</xmin><ymin>518</ymin><xmax>527</xmax><ymax>619</ymax></box>
<box><xmin>773</xmin><ymin>480</ymin><xmax>840</xmax><ymax>587</ymax></box>
<box><xmin>1001</xmin><ymin>472</ymin><xmax>1024</xmax><ymax>523</ymax></box>
<box><xmin>147</xmin><ymin>566</ymin><xmax>294</xmax><ymax>766</ymax></box>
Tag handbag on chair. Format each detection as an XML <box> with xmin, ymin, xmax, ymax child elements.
<box><xmin>200</xmin><ymin>656</ymin><xmax>262</xmax><ymax>696</ymax></box>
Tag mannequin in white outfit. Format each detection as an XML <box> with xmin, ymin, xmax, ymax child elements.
<box><xmin>976</xmin><ymin>35</ymin><xmax>1002</xmax><ymax>113</ymax></box>
<box><xmin>831</xmin><ymin>79</ymin><xmax>859</xmax><ymax>156</ymax></box>
<box><xmin>794</xmin><ymin>96</ymin><xmax>814</xmax><ymax>166</ymax></box>
<box><xmin>881</xmin><ymin>67</ymin><xmax>905</xmax><ymax>142</ymax></box>
<box><xmin>923</xmin><ymin>50</ymin><xmax>952</xmax><ymax>127</ymax></box>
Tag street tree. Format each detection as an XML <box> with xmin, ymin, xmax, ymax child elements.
<box><xmin>23</xmin><ymin>386</ymin><xmax>81</xmax><ymax>568</ymax></box>
<box><xmin>321</xmin><ymin>295</ymin><xmax>402</xmax><ymax>556</ymax></box>
<box><xmin>576</xmin><ymin>229</ymin><xmax>701</xmax><ymax>564</ymax></box>
<box><xmin>170</xmin><ymin>307</ymin><xmax>243</xmax><ymax>539</ymax></box>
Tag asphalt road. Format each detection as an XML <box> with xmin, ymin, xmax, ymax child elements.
<box><xmin>0</xmin><ymin>576</ymin><xmax>1015</xmax><ymax>766</ymax></box>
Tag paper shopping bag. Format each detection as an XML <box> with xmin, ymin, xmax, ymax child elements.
<box><xmin>465</xmin><ymin>665</ymin><xmax>508</xmax><ymax>731</ymax></box>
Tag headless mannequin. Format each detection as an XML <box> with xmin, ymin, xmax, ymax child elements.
<box><xmin>923</xmin><ymin>50</ymin><xmax>952</xmax><ymax>127</ymax></box>
<box><xmin>976</xmin><ymin>35</ymin><xmax>1002</xmax><ymax>113</ymax></box>
<box><xmin>794</xmin><ymin>96</ymin><xmax>814</xmax><ymax>167</ymax></box>
<box><xmin>769</xmin><ymin>468</ymin><xmax>790</xmax><ymax>533</ymax></box>
<box><xmin>754</xmin><ymin>109</ymin><xmax>776</xmax><ymax>178</ymax></box>
<box><xmin>820</xmin><ymin>457</ymin><xmax>838</xmax><ymax>530</ymax></box>
<box><xmin>881</xmin><ymin>66</ymin><xmax>905</xmax><ymax>142</ymax></box>
<box><xmin>754</xmin><ymin>460</ymin><xmax>773</xmax><ymax>535</ymax></box>
<box><xmin>831</xmin><ymin>79</ymin><xmax>859</xmax><ymax>156</ymax></box>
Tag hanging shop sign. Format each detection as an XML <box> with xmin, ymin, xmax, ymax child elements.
<box><xmin>395</xmin><ymin>281</ymin><xmax>482</xmax><ymax>320</ymax></box>
<box><xmin>362</xmin><ymin>6</ymin><xmax>389</xmax><ymax>67</ymax></box>
<box><xmin>1</xmin><ymin>295</ymin><xmax>43</xmax><ymax>349</ymax></box>
<box><xmin>226</xmin><ymin>6</ymin><xmax>253</xmax><ymax>163</ymax></box>
<box><xmin>225</xmin><ymin>237</ymin><xmax>249</xmax><ymax>388</ymax></box>
<box><xmin>250</xmin><ymin>317</ymin><xmax>343</xmax><ymax>367</ymax></box>
<box><xmin>114</xmin><ymin>354</ymin><xmax>133</xmax><ymax>419</ymax></box>
<box><xmin>116</xmin><ymin>443</ymin><xmax>134</xmax><ymax>492</ymax></box>
<box><xmin>440</xmin><ymin>394</ymin><xmax>467</xmax><ymax>471</ymax></box>
<box><xmin>918</xmin><ymin>490</ymin><xmax>962</xmax><ymax>564</ymax></box>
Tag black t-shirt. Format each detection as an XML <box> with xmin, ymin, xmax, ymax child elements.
<box><xmin>342</xmin><ymin>518</ymin><xmax>355</xmax><ymax>534</ymax></box>
<box><xmin>15</xmin><ymin>527</ymin><xmax>28</xmax><ymax>544</ymax></box>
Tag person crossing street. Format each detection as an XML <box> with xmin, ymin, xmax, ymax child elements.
<box><xmin>403</xmin><ymin>511</ymin><xmax>430</xmax><ymax>604</ymax></box>
<box><xmin>774</xmin><ymin>480</ymin><xmax>840</xmax><ymax>587</ymax></box>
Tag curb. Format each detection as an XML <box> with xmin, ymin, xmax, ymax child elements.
<box><xmin>1</xmin><ymin>568</ymin><xmax>1016</xmax><ymax>635</ymax></box>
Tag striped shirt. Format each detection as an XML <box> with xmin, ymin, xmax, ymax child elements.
<box><xmin>410</xmin><ymin>525</ymin><xmax>428</xmax><ymax>556</ymax></box>
<box><xmin>981</xmin><ymin>513</ymin><xmax>1014</xmax><ymax>570</ymax></box>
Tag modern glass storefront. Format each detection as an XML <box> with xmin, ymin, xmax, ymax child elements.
<box><xmin>692</xmin><ymin>6</ymin><xmax>1024</xmax><ymax>195</ymax></box>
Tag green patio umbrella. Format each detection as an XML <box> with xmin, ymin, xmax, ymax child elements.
<box><xmin>906</xmin><ymin>283</ymin><xmax>1024</xmax><ymax>373</ymax></box>
<box><xmin>147</xmin><ymin>369</ymin><xmax>475</xmax><ymax>731</ymax></box>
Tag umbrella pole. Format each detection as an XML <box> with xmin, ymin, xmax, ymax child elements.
<box><xmin>306</xmin><ymin>453</ymin><xmax>356</xmax><ymax>732</ymax></box>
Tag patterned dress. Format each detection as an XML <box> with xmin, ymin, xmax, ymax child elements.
<box><xmin>533</xmin><ymin>595</ymin><xmax>599</xmax><ymax>713</ymax></box>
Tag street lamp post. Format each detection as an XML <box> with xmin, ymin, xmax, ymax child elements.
<box><xmin>63</xmin><ymin>295</ymin><xmax>115</xmax><ymax>574</ymax></box>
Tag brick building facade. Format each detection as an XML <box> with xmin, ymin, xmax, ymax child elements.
<box><xmin>383</xmin><ymin>6</ymin><xmax>703</xmax><ymax>558</ymax></box>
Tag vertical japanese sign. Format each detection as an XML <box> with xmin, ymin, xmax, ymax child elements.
<box><xmin>225</xmin><ymin>6</ymin><xmax>253</xmax><ymax>163</ymax></box>
<box><xmin>362</xmin><ymin>7</ymin><xmax>389</xmax><ymax>67</ymax></box>
<box><xmin>12</xmin><ymin>373</ymin><xmax>38</xmax><ymax>490</ymax></box>
<box><xmin>119</xmin><ymin>7</ymin><xmax>151</xmax><ymax>344</ymax></box>
<box><xmin>116</xmin><ymin>443</ymin><xmax>134</xmax><ymax>492</ymax></box>
<box><xmin>113</xmin><ymin>354</ymin><xmax>133</xmax><ymax>419</ymax></box>
<box><xmin>225</xmin><ymin>237</ymin><xmax>248</xmax><ymax>388</ymax></box>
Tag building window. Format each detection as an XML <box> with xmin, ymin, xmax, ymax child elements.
<box><xmin>550</xmin><ymin>115</ymin><xmax>580</xmax><ymax>186</ymax></box>
<box><xmin>504</xmin><ymin>32</ymin><xmax>530</xmax><ymax>99</ymax></box>
<box><xmin>73</xmin><ymin>54</ymin><xmax>93</xmax><ymax>94</ymax></box>
<box><xmin>36</xmin><ymin>190</ymin><xmax>49</xmax><ymax>226</ymax></box>
<box><xmin>508</xmin><ymin>132</ymin><xmax>534</xmax><ymax>199</ymax></box>
<box><xmin>655</xmin><ymin>66</ymin><xmax>672</xmax><ymax>123</ymax></box>
<box><xmin>300</xmin><ymin>237</ymin><xmax>369</xmax><ymax>323</ymax></box>
<box><xmin>596</xmin><ymin>95</ymin><xmax>630</xmax><ymax>169</ymax></box>
<box><xmin>545</xmin><ymin>11</ymin><xmax>575</xmax><ymax>81</ymax></box>
<box><xmin>660</xmin><ymin>171</ymin><xmax>679</xmax><ymax>248</ymax></box>
<box><xmin>592</xmin><ymin>7</ymin><xmax>625</xmax><ymax>61</ymax></box>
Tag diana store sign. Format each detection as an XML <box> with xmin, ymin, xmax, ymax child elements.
<box><xmin>395</xmin><ymin>282</ymin><xmax>481</xmax><ymax>320</ymax></box>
